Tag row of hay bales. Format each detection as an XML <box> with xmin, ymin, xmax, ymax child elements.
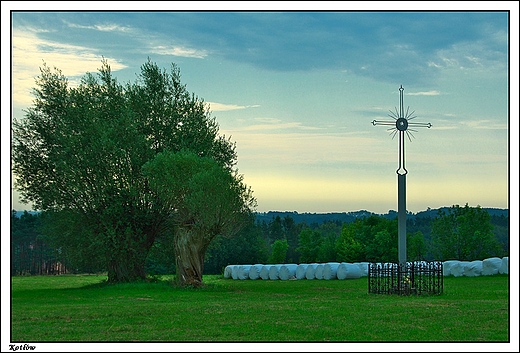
<box><xmin>442</xmin><ymin>257</ymin><xmax>508</xmax><ymax>277</ymax></box>
<box><xmin>224</xmin><ymin>262</ymin><xmax>369</xmax><ymax>281</ymax></box>
<box><xmin>223</xmin><ymin>257</ymin><xmax>508</xmax><ymax>280</ymax></box>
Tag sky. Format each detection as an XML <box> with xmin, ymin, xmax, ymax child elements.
<box><xmin>3</xmin><ymin>3</ymin><xmax>518</xmax><ymax>217</ymax></box>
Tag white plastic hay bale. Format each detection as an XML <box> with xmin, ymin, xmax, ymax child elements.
<box><xmin>499</xmin><ymin>257</ymin><xmax>509</xmax><ymax>274</ymax></box>
<box><xmin>224</xmin><ymin>265</ymin><xmax>234</xmax><ymax>279</ymax></box>
<box><xmin>268</xmin><ymin>264</ymin><xmax>283</xmax><ymax>280</ymax></box>
<box><xmin>450</xmin><ymin>261</ymin><xmax>469</xmax><ymax>277</ymax></box>
<box><xmin>442</xmin><ymin>260</ymin><xmax>460</xmax><ymax>276</ymax></box>
<box><xmin>354</xmin><ymin>262</ymin><xmax>370</xmax><ymax>277</ymax></box>
<box><xmin>337</xmin><ymin>262</ymin><xmax>362</xmax><ymax>280</ymax></box>
<box><xmin>464</xmin><ymin>260</ymin><xmax>482</xmax><ymax>277</ymax></box>
<box><xmin>248</xmin><ymin>264</ymin><xmax>264</xmax><ymax>280</ymax></box>
<box><xmin>314</xmin><ymin>264</ymin><xmax>325</xmax><ymax>280</ymax></box>
<box><xmin>409</xmin><ymin>261</ymin><xmax>429</xmax><ymax>269</ymax></box>
<box><xmin>231</xmin><ymin>265</ymin><xmax>240</xmax><ymax>280</ymax></box>
<box><xmin>375</xmin><ymin>263</ymin><xmax>397</xmax><ymax>277</ymax></box>
<box><xmin>482</xmin><ymin>257</ymin><xmax>502</xmax><ymax>276</ymax></box>
<box><xmin>305</xmin><ymin>263</ymin><xmax>319</xmax><ymax>280</ymax></box>
<box><xmin>295</xmin><ymin>264</ymin><xmax>309</xmax><ymax>279</ymax></box>
<box><xmin>279</xmin><ymin>264</ymin><xmax>298</xmax><ymax>280</ymax></box>
<box><xmin>322</xmin><ymin>262</ymin><xmax>340</xmax><ymax>280</ymax></box>
<box><xmin>259</xmin><ymin>265</ymin><xmax>273</xmax><ymax>280</ymax></box>
<box><xmin>237</xmin><ymin>265</ymin><xmax>252</xmax><ymax>280</ymax></box>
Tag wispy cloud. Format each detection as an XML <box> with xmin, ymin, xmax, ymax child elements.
<box><xmin>407</xmin><ymin>90</ymin><xmax>441</xmax><ymax>96</ymax></box>
<box><xmin>64</xmin><ymin>21</ymin><xmax>133</xmax><ymax>33</ymax></box>
<box><xmin>207</xmin><ymin>102</ymin><xmax>260</xmax><ymax>112</ymax></box>
<box><xmin>150</xmin><ymin>45</ymin><xmax>208</xmax><ymax>59</ymax></box>
<box><xmin>227</xmin><ymin>118</ymin><xmax>325</xmax><ymax>132</ymax></box>
<box><xmin>12</xmin><ymin>29</ymin><xmax>127</xmax><ymax>108</ymax></box>
<box><xmin>168</xmin><ymin>12</ymin><xmax>507</xmax><ymax>85</ymax></box>
<box><xmin>460</xmin><ymin>120</ymin><xmax>508</xmax><ymax>130</ymax></box>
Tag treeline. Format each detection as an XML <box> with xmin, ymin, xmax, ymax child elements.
<box><xmin>203</xmin><ymin>204</ymin><xmax>508</xmax><ymax>274</ymax></box>
<box><xmin>11</xmin><ymin>205</ymin><xmax>509</xmax><ymax>276</ymax></box>
<box><xmin>11</xmin><ymin>211</ymin><xmax>69</xmax><ymax>275</ymax></box>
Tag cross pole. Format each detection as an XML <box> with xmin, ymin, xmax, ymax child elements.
<box><xmin>372</xmin><ymin>85</ymin><xmax>431</xmax><ymax>265</ymax></box>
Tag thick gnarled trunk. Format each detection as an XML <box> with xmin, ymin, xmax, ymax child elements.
<box><xmin>174</xmin><ymin>227</ymin><xmax>209</xmax><ymax>287</ymax></box>
<box><xmin>105</xmin><ymin>227</ymin><xmax>156</xmax><ymax>283</ymax></box>
<box><xmin>107</xmin><ymin>256</ymin><xmax>147</xmax><ymax>283</ymax></box>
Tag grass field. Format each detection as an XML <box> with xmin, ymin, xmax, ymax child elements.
<box><xmin>10</xmin><ymin>274</ymin><xmax>510</xmax><ymax>343</ymax></box>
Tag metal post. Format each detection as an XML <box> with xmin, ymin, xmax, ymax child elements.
<box><xmin>370</xmin><ymin>90</ymin><xmax>440</xmax><ymax>295</ymax></box>
<box><xmin>372</xmin><ymin>85</ymin><xmax>431</xmax><ymax>266</ymax></box>
<box><xmin>398</xmin><ymin>173</ymin><xmax>406</xmax><ymax>265</ymax></box>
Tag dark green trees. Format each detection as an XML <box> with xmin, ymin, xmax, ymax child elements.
<box><xmin>335</xmin><ymin>216</ymin><xmax>398</xmax><ymax>263</ymax></box>
<box><xmin>431</xmin><ymin>204</ymin><xmax>502</xmax><ymax>261</ymax></box>
<box><xmin>12</xmin><ymin>59</ymin><xmax>243</xmax><ymax>283</ymax></box>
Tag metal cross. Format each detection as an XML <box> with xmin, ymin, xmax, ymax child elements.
<box><xmin>372</xmin><ymin>85</ymin><xmax>431</xmax><ymax>265</ymax></box>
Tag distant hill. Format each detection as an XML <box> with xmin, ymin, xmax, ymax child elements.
<box><xmin>254</xmin><ymin>210</ymin><xmax>375</xmax><ymax>225</ymax></box>
<box><xmin>12</xmin><ymin>207</ymin><xmax>508</xmax><ymax>223</ymax></box>
<box><xmin>12</xmin><ymin>210</ymin><xmax>40</xmax><ymax>218</ymax></box>
<box><xmin>255</xmin><ymin>207</ymin><xmax>509</xmax><ymax>225</ymax></box>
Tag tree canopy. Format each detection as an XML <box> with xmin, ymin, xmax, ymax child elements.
<box><xmin>431</xmin><ymin>204</ymin><xmax>502</xmax><ymax>261</ymax></box>
<box><xmin>12</xmin><ymin>58</ymin><xmax>246</xmax><ymax>283</ymax></box>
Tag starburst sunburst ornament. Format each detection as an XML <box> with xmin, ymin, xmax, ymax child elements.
<box><xmin>372</xmin><ymin>85</ymin><xmax>431</xmax><ymax>264</ymax></box>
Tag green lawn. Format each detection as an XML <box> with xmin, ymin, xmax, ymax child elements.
<box><xmin>10</xmin><ymin>274</ymin><xmax>510</xmax><ymax>343</ymax></box>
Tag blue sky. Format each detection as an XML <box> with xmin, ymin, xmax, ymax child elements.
<box><xmin>4</xmin><ymin>4</ymin><xmax>518</xmax><ymax>215</ymax></box>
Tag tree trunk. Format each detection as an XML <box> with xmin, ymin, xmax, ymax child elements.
<box><xmin>105</xmin><ymin>231</ymin><xmax>155</xmax><ymax>283</ymax></box>
<box><xmin>107</xmin><ymin>255</ymin><xmax>147</xmax><ymax>283</ymax></box>
<box><xmin>174</xmin><ymin>227</ymin><xmax>209</xmax><ymax>287</ymax></box>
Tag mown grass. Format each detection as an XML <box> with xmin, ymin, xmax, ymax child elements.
<box><xmin>10</xmin><ymin>274</ymin><xmax>509</xmax><ymax>343</ymax></box>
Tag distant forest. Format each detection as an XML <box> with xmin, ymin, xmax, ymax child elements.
<box><xmin>11</xmin><ymin>207</ymin><xmax>509</xmax><ymax>276</ymax></box>
<box><xmin>255</xmin><ymin>207</ymin><xmax>509</xmax><ymax>225</ymax></box>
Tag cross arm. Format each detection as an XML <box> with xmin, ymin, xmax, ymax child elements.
<box><xmin>407</xmin><ymin>122</ymin><xmax>432</xmax><ymax>128</ymax></box>
<box><xmin>372</xmin><ymin>119</ymin><xmax>395</xmax><ymax>126</ymax></box>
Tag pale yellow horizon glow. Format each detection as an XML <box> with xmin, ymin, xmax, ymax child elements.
<box><xmin>242</xmin><ymin>173</ymin><xmax>509</xmax><ymax>214</ymax></box>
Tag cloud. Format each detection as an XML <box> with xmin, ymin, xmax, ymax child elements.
<box><xmin>225</xmin><ymin>118</ymin><xmax>325</xmax><ymax>132</ymax></box>
<box><xmin>158</xmin><ymin>12</ymin><xmax>507</xmax><ymax>85</ymax></box>
<box><xmin>407</xmin><ymin>91</ymin><xmax>441</xmax><ymax>96</ymax></box>
<box><xmin>460</xmin><ymin>120</ymin><xmax>508</xmax><ymax>130</ymax></box>
<box><xmin>12</xmin><ymin>28</ymin><xmax>127</xmax><ymax>109</ymax></box>
<box><xmin>150</xmin><ymin>45</ymin><xmax>208</xmax><ymax>59</ymax></box>
<box><xmin>207</xmin><ymin>102</ymin><xmax>260</xmax><ymax>111</ymax></box>
<box><xmin>64</xmin><ymin>21</ymin><xmax>133</xmax><ymax>33</ymax></box>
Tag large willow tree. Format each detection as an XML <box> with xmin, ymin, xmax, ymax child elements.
<box><xmin>143</xmin><ymin>151</ymin><xmax>256</xmax><ymax>287</ymax></box>
<box><xmin>12</xmin><ymin>58</ymin><xmax>243</xmax><ymax>283</ymax></box>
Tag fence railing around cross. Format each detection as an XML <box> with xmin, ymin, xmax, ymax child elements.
<box><xmin>368</xmin><ymin>261</ymin><xmax>443</xmax><ymax>295</ymax></box>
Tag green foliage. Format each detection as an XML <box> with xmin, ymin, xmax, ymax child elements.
<box><xmin>40</xmin><ymin>210</ymin><xmax>106</xmax><ymax>274</ymax></box>
<box><xmin>491</xmin><ymin>214</ymin><xmax>509</xmax><ymax>256</ymax></box>
<box><xmin>12</xmin><ymin>58</ymin><xmax>238</xmax><ymax>282</ymax></box>
<box><xmin>281</xmin><ymin>216</ymin><xmax>301</xmax><ymax>263</ymax></box>
<box><xmin>145</xmin><ymin>231</ymin><xmax>177</xmax><ymax>276</ymax></box>
<box><xmin>142</xmin><ymin>150</ymin><xmax>256</xmax><ymax>286</ymax></box>
<box><xmin>407</xmin><ymin>230</ymin><xmax>426</xmax><ymax>261</ymax></box>
<box><xmin>10</xmin><ymin>211</ymin><xmax>62</xmax><ymax>275</ymax></box>
<box><xmin>335</xmin><ymin>223</ymin><xmax>365</xmax><ymax>262</ymax></box>
<box><xmin>335</xmin><ymin>216</ymin><xmax>398</xmax><ymax>262</ymax></box>
<box><xmin>205</xmin><ymin>221</ymin><xmax>269</xmax><ymax>274</ymax></box>
<box><xmin>268</xmin><ymin>216</ymin><xmax>285</xmax><ymax>241</ymax></box>
<box><xmin>296</xmin><ymin>228</ymin><xmax>322</xmax><ymax>263</ymax></box>
<box><xmin>431</xmin><ymin>204</ymin><xmax>502</xmax><ymax>261</ymax></box>
<box><xmin>268</xmin><ymin>239</ymin><xmax>289</xmax><ymax>264</ymax></box>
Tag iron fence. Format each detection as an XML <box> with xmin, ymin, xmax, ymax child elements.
<box><xmin>368</xmin><ymin>261</ymin><xmax>443</xmax><ymax>295</ymax></box>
